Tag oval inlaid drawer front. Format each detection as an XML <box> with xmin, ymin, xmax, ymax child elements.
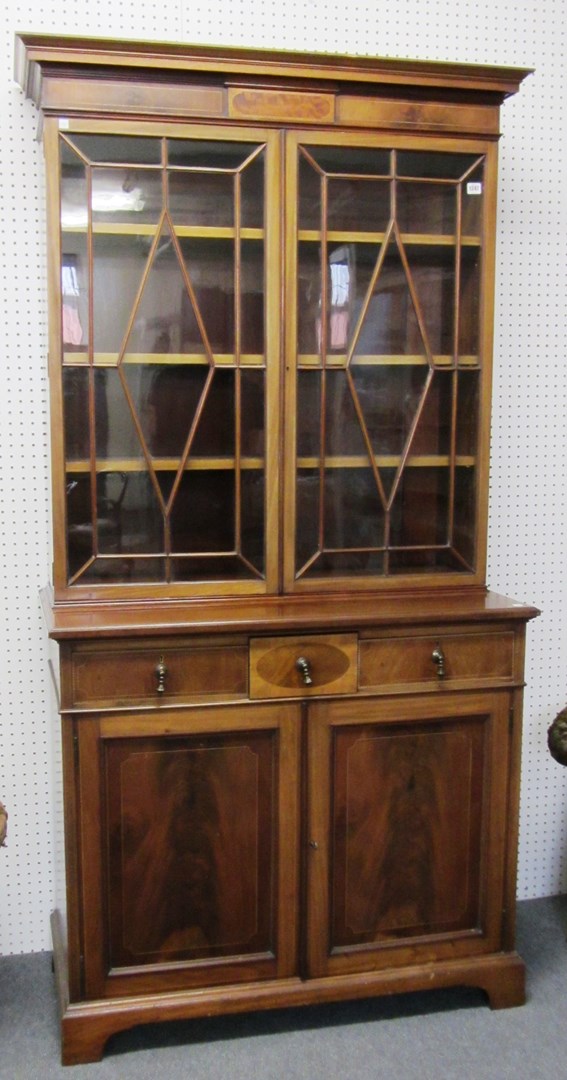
<box><xmin>250</xmin><ymin>634</ymin><xmax>357</xmax><ymax>699</ymax></box>
<box><xmin>359</xmin><ymin>631</ymin><xmax>515</xmax><ymax>690</ymax></box>
<box><xmin>70</xmin><ymin>644</ymin><xmax>248</xmax><ymax>708</ymax></box>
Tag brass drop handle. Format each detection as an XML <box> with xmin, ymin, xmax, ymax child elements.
<box><xmin>432</xmin><ymin>646</ymin><xmax>446</xmax><ymax>679</ymax></box>
<box><xmin>155</xmin><ymin>654</ymin><xmax>167</xmax><ymax>694</ymax></box>
<box><xmin>296</xmin><ymin>656</ymin><xmax>313</xmax><ymax>686</ymax></box>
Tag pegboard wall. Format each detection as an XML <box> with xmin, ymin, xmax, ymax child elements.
<box><xmin>0</xmin><ymin>0</ymin><xmax>564</xmax><ymax>953</ymax></box>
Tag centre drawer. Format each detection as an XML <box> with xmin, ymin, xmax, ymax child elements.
<box><xmin>250</xmin><ymin>633</ymin><xmax>358</xmax><ymax>699</ymax></box>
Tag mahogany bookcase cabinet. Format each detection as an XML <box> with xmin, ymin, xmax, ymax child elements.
<box><xmin>15</xmin><ymin>34</ymin><xmax>537</xmax><ymax>1065</ymax></box>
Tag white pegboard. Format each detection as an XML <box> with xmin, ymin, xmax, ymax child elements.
<box><xmin>0</xmin><ymin>0</ymin><xmax>564</xmax><ymax>953</ymax></box>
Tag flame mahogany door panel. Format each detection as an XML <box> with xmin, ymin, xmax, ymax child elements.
<box><xmin>306</xmin><ymin>690</ymin><xmax>511</xmax><ymax>976</ymax></box>
<box><xmin>75</xmin><ymin>702</ymin><xmax>301</xmax><ymax>998</ymax></box>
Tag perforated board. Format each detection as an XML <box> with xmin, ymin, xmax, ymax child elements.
<box><xmin>0</xmin><ymin>0</ymin><xmax>563</xmax><ymax>953</ymax></box>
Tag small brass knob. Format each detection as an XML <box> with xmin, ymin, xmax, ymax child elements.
<box><xmin>432</xmin><ymin>646</ymin><xmax>446</xmax><ymax>679</ymax></box>
<box><xmin>296</xmin><ymin>656</ymin><xmax>313</xmax><ymax>686</ymax></box>
<box><xmin>155</xmin><ymin>655</ymin><xmax>167</xmax><ymax>694</ymax></box>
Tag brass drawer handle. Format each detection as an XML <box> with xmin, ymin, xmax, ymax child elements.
<box><xmin>155</xmin><ymin>655</ymin><xmax>167</xmax><ymax>694</ymax></box>
<box><xmin>296</xmin><ymin>656</ymin><xmax>313</xmax><ymax>686</ymax></box>
<box><xmin>432</xmin><ymin>646</ymin><xmax>446</xmax><ymax>679</ymax></box>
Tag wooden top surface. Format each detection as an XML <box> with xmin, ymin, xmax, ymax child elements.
<box><xmin>41</xmin><ymin>586</ymin><xmax>540</xmax><ymax>640</ymax></box>
<box><xmin>15</xmin><ymin>32</ymin><xmax>533</xmax><ymax>102</ymax></box>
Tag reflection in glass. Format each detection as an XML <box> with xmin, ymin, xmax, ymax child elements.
<box><xmin>61</xmin><ymin>146</ymin><xmax>89</xmax><ymax>355</ymax></box>
<box><xmin>93</xmin><ymin>234</ymin><xmax>152</xmax><ymax>356</ymax></box>
<box><xmin>91</xmin><ymin>167</ymin><xmax>163</xmax><ymax>225</ymax></box>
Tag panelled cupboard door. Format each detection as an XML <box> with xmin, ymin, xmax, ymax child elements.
<box><xmin>306</xmin><ymin>691</ymin><xmax>510</xmax><ymax>977</ymax></box>
<box><xmin>75</xmin><ymin>703</ymin><xmax>301</xmax><ymax>998</ymax></box>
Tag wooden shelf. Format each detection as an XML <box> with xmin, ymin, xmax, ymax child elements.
<box><xmin>62</xmin><ymin>223</ymin><xmax>264</xmax><ymax>240</ymax></box>
<box><xmin>298</xmin><ymin>454</ymin><xmax>476</xmax><ymax>468</ymax></box>
<box><xmin>66</xmin><ymin>454</ymin><xmax>475</xmax><ymax>473</ymax></box>
<box><xmin>62</xmin><ymin>353</ymin><xmax>265</xmax><ymax>367</ymax></box>
<box><xmin>297</xmin><ymin>354</ymin><xmax>479</xmax><ymax>368</ymax></box>
<box><xmin>298</xmin><ymin>230</ymin><xmax>481</xmax><ymax>247</ymax></box>
<box><xmin>66</xmin><ymin>456</ymin><xmax>265</xmax><ymax>473</ymax></box>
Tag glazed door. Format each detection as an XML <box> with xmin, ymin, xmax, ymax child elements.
<box><xmin>54</xmin><ymin>122</ymin><xmax>281</xmax><ymax>599</ymax></box>
<box><xmin>306</xmin><ymin>691</ymin><xmax>510</xmax><ymax>976</ymax></box>
<box><xmin>284</xmin><ymin>131</ymin><xmax>497</xmax><ymax>592</ymax></box>
<box><xmin>75</xmin><ymin>702</ymin><xmax>300</xmax><ymax>998</ymax></box>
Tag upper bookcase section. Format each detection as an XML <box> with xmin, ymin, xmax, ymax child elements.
<box><xmin>15</xmin><ymin>33</ymin><xmax>532</xmax><ymax>138</ymax></box>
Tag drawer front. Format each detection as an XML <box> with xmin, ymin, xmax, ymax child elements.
<box><xmin>70</xmin><ymin>643</ymin><xmax>248</xmax><ymax>708</ymax></box>
<box><xmin>359</xmin><ymin>630</ymin><xmax>515</xmax><ymax>690</ymax></box>
<box><xmin>250</xmin><ymin>633</ymin><xmax>358</xmax><ymax>699</ymax></box>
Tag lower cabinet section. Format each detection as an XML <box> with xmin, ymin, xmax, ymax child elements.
<box><xmin>58</xmin><ymin>682</ymin><xmax>524</xmax><ymax>1063</ymax></box>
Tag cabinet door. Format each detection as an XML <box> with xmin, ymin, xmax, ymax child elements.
<box><xmin>284</xmin><ymin>132</ymin><xmax>496</xmax><ymax>592</ymax></box>
<box><xmin>75</xmin><ymin>702</ymin><xmax>300</xmax><ymax>998</ymax></box>
<box><xmin>306</xmin><ymin>691</ymin><xmax>510</xmax><ymax>976</ymax></box>
<box><xmin>55</xmin><ymin>124</ymin><xmax>281</xmax><ymax>599</ymax></box>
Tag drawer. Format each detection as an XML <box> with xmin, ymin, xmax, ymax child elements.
<box><xmin>359</xmin><ymin>629</ymin><xmax>515</xmax><ymax>691</ymax></box>
<box><xmin>69</xmin><ymin>641</ymin><xmax>248</xmax><ymax>708</ymax></box>
<box><xmin>250</xmin><ymin>633</ymin><xmax>358</xmax><ymax>699</ymax></box>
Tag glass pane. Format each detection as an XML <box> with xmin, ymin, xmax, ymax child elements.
<box><xmin>403</xmin><ymin>244</ymin><xmax>455</xmax><ymax>356</ymax></box>
<box><xmin>409</xmin><ymin>370</ymin><xmax>452</xmax><ymax>456</ymax></box>
<box><xmin>297</xmin><ymin>242</ymin><xmax>322</xmax><ymax>355</ymax></box>
<box><xmin>389</xmin><ymin>466</ymin><xmax>449</xmax><ymax>550</ymax></box>
<box><xmin>240</xmin><ymin>470</ymin><xmax>265</xmax><ymax>575</ymax></box>
<box><xmin>306</xmin><ymin>145</ymin><xmax>390</xmax><ymax>176</ymax></box>
<box><xmin>92</xmin><ymin>234</ymin><xmax>152</xmax><ymax>356</ymax></box>
<box><xmin>167</xmin><ymin>140</ymin><xmax>258</xmax><ymax>169</ymax></box>
<box><xmin>80</xmin><ymin>556</ymin><xmax>167</xmax><ymax>583</ymax></box>
<box><xmin>241</xmin><ymin>370</ymin><xmax>265</xmax><ymax>457</ymax></box>
<box><xmin>298</xmin><ymin>154</ymin><xmax>322</xmax><ymax>230</ymax></box>
<box><xmin>170</xmin><ymin>555</ymin><xmax>259</xmax><ymax>581</ymax></box>
<box><xmin>61</xmin><ymin>145</ymin><xmax>89</xmax><ymax>358</ymax></box>
<box><xmin>353</xmin><ymin>239</ymin><xmax>427</xmax><ymax>357</ymax></box>
<box><xmin>94</xmin><ymin>368</ymin><xmax>146</xmax><ymax>462</ymax></box>
<box><xmin>169</xmin><ymin>170</ymin><xmax>234</xmax><ymax>228</ymax></box>
<box><xmin>397</xmin><ymin>181</ymin><xmax>456</xmax><ymax>236</ymax></box>
<box><xmin>461</xmin><ymin>162</ymin><xmax>484</xmax><ymax>237</ymax></box>
<box><xmin>240</xmin><ymin>152</ymin><xmax>264</xmax><ymax>230</ymax></box>
<box><xmin>240</xmin><ymin>241</ymin><xmax>264</xmax><ymax>354</ymax></box>
<box><xmin>397</xmin><ymin>151</ymin><xmax>481</xmax><ymax>180</ymax></box>
<box><xmin>63</xmin><ymin>368</ymin><xmax>90</xmax><ymax>461</ymax></box>
<box><xmin>67</xmin><ymin>134</ymin><xmax>162</xmax><ymax>165</ymax></box>
<box><xmin>323</xmin><ymin>468</ymin><xmax>385</xmax><ymax>549</ymax></box>
<box><xmin>169</xmin><ymin>471</ymin><xmax>235</xmax><ymax>553</ymax></box>
<box><xmin>459</xmin><ymin>248</ymin><xmax>481</xmax><ymax>357</ymax></box>
<box><xmin>178</xmin><ymin>236</ymin><xmax>235</xmax><ymax>354</ymax></box>
<box><xmin>327</xmin><ymin>178</ymin><xmax>391</xmax><ymax>233</ymax></box>
<box><xmin>456</xmin><ymin>371</ymin><xmax>480</xmax><ymax>456</ymax></box>
<box><xmin>350</xmin><ymin>364</ymin><xmax>430</xmax><ymax>459</ymax></box>
<box><xmin>295</xmin><ymin>470</ymin><xmax>320</xmax><ymax>571</ymax></box>
<box><xmin>66</xmin><ymin>474</ymin><xmax>93</xmax><ymax>576</ymax></box>
<box><xmin>453</xmin><ymin>465</ymin><xmax>476</xmax><ymax>567</ymax></box>
<box><xmin>92</xmin><ymin>167</ymin><xmax>163</xmax><ymax>225</ymax></box>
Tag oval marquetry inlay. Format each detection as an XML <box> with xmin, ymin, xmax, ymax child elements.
<box><xmin>257</xmin><ymin>642</ymin><xmax>350</xmax><ymax>689</ymax></box>
<box><xmin>229</xmin><ymin>87</ymin><xmax>335</xmax><ymax>124</ymax></box>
